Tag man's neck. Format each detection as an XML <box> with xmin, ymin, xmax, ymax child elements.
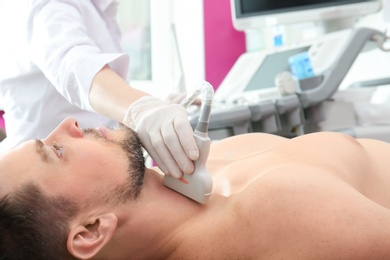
<box><xmin>111</xmin><ymin>168</ymin><xmax>211</xmax><ymax>259</ymax></box>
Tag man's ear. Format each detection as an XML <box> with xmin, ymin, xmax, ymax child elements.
<box><xmin>67</xmin><ymin>213</ymin><xmax>118</xmax><ymax>259</ymax></box>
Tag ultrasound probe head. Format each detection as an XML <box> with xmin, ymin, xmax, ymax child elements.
<box><xmin>163</xmin><ymin>82</ymin><xmax>214</xmax><ymax>204</ymax></box>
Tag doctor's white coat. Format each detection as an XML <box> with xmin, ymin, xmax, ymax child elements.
<box><xmin>0</xmin><ymin>0</ymin><xmax>129</xmax><ymax>152</ymax></box>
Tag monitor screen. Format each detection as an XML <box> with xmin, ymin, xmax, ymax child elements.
<box><xmin>231</xmin><ymin>0</ymin><xmax>381</xmax><ymax>30</ymax></box>
<box><xmin>244</xmin><ymin>46</ymin><xmax>310</xmax><ymax>91</ymax></box>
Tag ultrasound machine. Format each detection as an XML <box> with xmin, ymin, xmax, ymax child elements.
<box><xmin>189</xmin><ymin>0</ymin><xmax>389</xmax><ymax>141</ymax></box>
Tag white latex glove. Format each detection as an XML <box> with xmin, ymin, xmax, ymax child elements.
<box><xmin>167</xmin><ymin>92</ymin><xmax>202</xmax><ymax>106</ymax></box>
<box><xmin>123</xmin><ymin>96</ymin><xmax>199</xmax><ymax>178</ymax></box>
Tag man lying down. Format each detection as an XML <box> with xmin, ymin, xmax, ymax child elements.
<box><xmin>1</xmin><ymin>117</ymin><xmax>390</xmax><ymax>259</ymax></box>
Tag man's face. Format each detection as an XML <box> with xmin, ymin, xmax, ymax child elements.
<box><xmin>0</xmin><ymin>117</ymin><xmax>144</xmax><ymax>205</ymax></box>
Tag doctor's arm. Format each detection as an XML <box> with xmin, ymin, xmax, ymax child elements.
<box><xmin>89</xmin><ymin>65</ymin><xmax>199</xmax><ymax>178</ymax></box>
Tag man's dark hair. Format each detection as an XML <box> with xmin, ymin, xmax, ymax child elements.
<box><xmin>0</xmin><ymin>183</ymin><xmax>78</xmax><ymax>260</ymax></box>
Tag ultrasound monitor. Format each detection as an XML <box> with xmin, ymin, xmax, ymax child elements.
<box><xmin>231</xmin><ymin>0</ymin><xmax>382</xmax><ymax>31</ymax></box>
<box><xmin>214</xmin><ymin>44</ymin><xmax>311</xmax><ymax>102</ymax></box>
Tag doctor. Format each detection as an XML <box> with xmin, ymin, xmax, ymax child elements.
<box><xmin>0</xmin><ymin>0</ymin><xmax>198</xmax><ymax>178</ymax></box>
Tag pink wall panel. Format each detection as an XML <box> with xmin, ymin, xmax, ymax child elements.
<box><xmin>0</xmin><ymin>111</ymin><xmax>5</xmax><ymax>131</ymax></box>
<box><xmin>203</xmin><ymin>0</ymin><xmax>246</xmax><ymax>90</ymax></box>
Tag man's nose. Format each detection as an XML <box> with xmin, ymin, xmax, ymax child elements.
<box><xmin>47</xmin><ymin>117</ymin><xmax>84</xmax><ymax>139</ymax></box>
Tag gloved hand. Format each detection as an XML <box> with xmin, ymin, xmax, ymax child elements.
<box><xmin>167</xmin><ymin>91</ymin><xmax>202</xmax><ymax>106</ymax></box>
<box><xmin>123</xmin><ymin>96</ymin><xmax>199</xmax><ymax>178</ymax></box>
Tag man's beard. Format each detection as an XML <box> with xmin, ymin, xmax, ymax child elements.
<box><xmin>117</xmin><ymin>124</ymin><xmax>146</xmax><ymax>200</ymax></box>
<box><xmin>84</xmin><ymin>125</ymin><xmax>146</xmax><ymax>204</ymax></box>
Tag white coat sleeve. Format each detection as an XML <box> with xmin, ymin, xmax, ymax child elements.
<box><xmin>26</xmin><ymin>0</ymin><xmax>129</xmax><ymax>111</ymax></box>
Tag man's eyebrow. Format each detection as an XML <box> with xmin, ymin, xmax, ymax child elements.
<box><xmin>34</xmin><ymin>139</ymin><xmax>49</xmax><ymax>162</ymax></box>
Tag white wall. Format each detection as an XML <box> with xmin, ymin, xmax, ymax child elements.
<box><xmin>132</xmin><ymin>0</ymin><xmax>205</xmax><ymax>98</ymax></box>
<box><xmin>171</xmin><ymin>0</ymin><xmax>205</xmax><ymax>94</ymax></box>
